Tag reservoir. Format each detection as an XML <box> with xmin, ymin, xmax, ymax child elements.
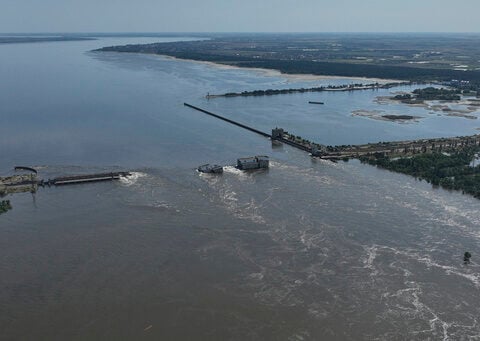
<box><xmin>1</xmin><ymin>36</ymin><xmax>480</xmax><ymax>340</ymax></box>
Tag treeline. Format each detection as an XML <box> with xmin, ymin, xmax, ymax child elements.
<box><xmin>413</xmin><ymin>87</ymin><xmax>462</xmax><ymax>100</ymax></box>
<box><xmin>394</xmin><ymin>87</ymin><xmax>463</xmax><ymax>101</ymax></box>
<box><xmin>218</xmin><ymin>82</ymin><xmax>398</xmax><ymax>98</ymax></box>
<box><xmin>96</xmin><ymin>44</ymin><xmax>480</xmax><ymax>83</ymax></box>
<box><xmin>360</xmin><ymin>147</ymin><xmax>480</xmax><ymax>199</ymax></box>
<box><xmin>97</xmin><ymin>45</ymin><xmax>247</xmax><ymax>62</ymax></box>
<box><xmin>0</xmin><ymin>200</ymin><xmax>12</xmax><ymax>215</ymax></box>
<box><xmin>234</xmin><ymin>60</ymin><xmax>480</xmax><ymax>83</ymax></box>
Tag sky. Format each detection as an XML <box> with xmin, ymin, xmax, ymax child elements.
<box><xmin>1</xmin><ymin>0</ymin><xmax>479</xmax><ymax>33</ymax></box>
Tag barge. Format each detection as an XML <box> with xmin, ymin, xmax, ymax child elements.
<box><xmin>197</xmin><ymin>164</ymin><xmax>224</xmax><ymax>174</ymax></box>
<box><xmin>236</xmin><ymin>156</ymin><xmax>269</xmax><ymax>170</ymax></box>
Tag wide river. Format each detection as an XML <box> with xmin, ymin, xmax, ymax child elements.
<box><xmin>1</xmin><ymin>36</ymin><xmax>480</xmax><ymax>340</ymax></box>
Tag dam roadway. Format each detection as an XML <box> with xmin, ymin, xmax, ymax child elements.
<box><xmin>184</xmin><ymin>103</ymin><xmax>480</xmax><ymax>159</ymax></box>
<box><xmin>184</xmin><ymin>102</ymin><xmax>313</xmax><ymax>152</ymax></box>
<box><xmin>183</xmin><ymin>103</ymin><xmax>271</xmax><ymax>138</ymax></box>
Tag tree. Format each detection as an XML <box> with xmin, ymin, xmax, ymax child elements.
<box><xmin>464</xmin><ymin>252</ymin><xmax>472</xmax><ymax>264</ymax></box>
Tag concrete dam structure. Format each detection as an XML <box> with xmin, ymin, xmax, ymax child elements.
<box><xmin>184</xmin><ymin>103</ymin><xmax>480</xmax><ymax>160</ymax></box>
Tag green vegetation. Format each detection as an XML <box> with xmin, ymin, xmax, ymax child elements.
<box><xmin>360</xmin><ymin>146</ymin><xmax>480</xmax><ymax>199</ymax></box>
<box><xmin>413</xmin><ymin>87</ymin><xmax>461</xmax><ymax>100</ymax></box>
<box><xmin>217</xmin><ymin>82</ymin><xmax>404</xmax><ymax>98</ymax></box>
<box><xmin>235</xmin><ymin>60</ymin><xmax>480</xmax><ymax>82</ymax></box>
<box><xmin>394</xmin><ymin>87</ymin><xmax>463</xmax><ymax>103</ymax></box>
<box><xmin>381</xmin><ymin>115</ymin><xmax>416</xmax><ymax>120</ymax></box>
<box><xmin>393</xmin><ymin>94</ymin><xmax>414</xmax><ymax>100</ymax></box>
<box><xmin>96</xmin><ymin>34</ymin><xmax>480</xmax><ymax>83</ymax></box>
<box><xmin>0</xmin><ymin>200</ymin><xmax>12</xmax><ymax>215</ymax></box>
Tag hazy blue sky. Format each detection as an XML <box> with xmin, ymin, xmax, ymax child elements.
<box><xmin>1</xmin><ymin>0</ymin><xmax>479</xmax><ymax>33</ymax></box>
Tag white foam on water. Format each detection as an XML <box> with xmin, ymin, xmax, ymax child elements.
<box><xmin>119</xmin><ymin>172</ymin><xmax>147</xmax><ymax>186</ymax></box>
<box><xmin>381</xmin><ymin>281</ymin><xmax>452</xmax><ymax>340</ymax></box>
<box><xmin>372</xmin><ymin>245</ymin><xmax>480</xmax><ymax>288</ymax></box>
<box><xmin>197</xmin><ymin>171</ymin><xmax>221</xmax><ymax>186</ymax></box>
<box><xmin>362</xmin><ymin>245</ymin><xmax>379</xmax><ymax>277</ymax></box>
<box><xmin>414</xmin><ymin>255</ymin><xmax>480</xmax><ymax>287</ymax></box>
<box><xmin>151</xmin><ymin>201</ymin><xmax>173</xmax><ymax>209</ymax></box>
<box><xmin>248</xmin><ymin>272</ymin><xmax>264</xmax><ymax>281</ymax></box>
<box><xmin>364</xmin><ymin>243</ymin><xmax>479</xmax><ymax>338</ymax></box>
<box><xmin>222</xmin><ymin>166</ymin><xmax>246</xmax><ymax>177</ymax></box>
<box><xmin>395</xmin><ymin>183</ymin><xmax>480</xmax><ymax>242</ymax></box>
<box><xmin>31</xmin><ymin>165</ymin><xmax>49</xmax><ymax>170</ymax></box>
<box><xmin>219</xmin><ymin>185</ymin><xmax>265</xmax><ymax>223</ymax></box>
<box><xmin>297</xmin><ymin>213</ymin><xmax>328</xmax><ymax>250</ymax></box>
<box><xmin>242</xmin><ymin>197</ymin><xmax>266</xmax><ymax>224</ymax></box>
<box><xmin>221</xmin><ymin>188</ymin><xmax>239</xmax><ymax>206</ymax></box>
<box><xmin>199</xmin><ymin>168</ymin><xmax>269</xmax><ymax>225</ymax></box>
<box><xmin>270</xmin><ymin>161</ymin><xmax>339</xmax><ymax>186</ymax></box>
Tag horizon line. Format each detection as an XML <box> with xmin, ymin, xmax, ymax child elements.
<box><xmin>2</xmin><ymin>31</ymin><xmax>480</xmax><ymax>35</ymax></box>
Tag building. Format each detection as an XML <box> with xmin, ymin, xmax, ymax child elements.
<box><xmin>271</xmin><ymin>128</ymin><xmax>284</xmax><ymax>139</ymax></box>
<box><xmin>236</xmin><ymin>156</ymin><xmax>269</xmax><ymax>170</ymax></box>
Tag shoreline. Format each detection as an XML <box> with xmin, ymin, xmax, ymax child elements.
<box><xmin>375</xmin><ymin>95</ymin><xmax>480</xmax><ymax>120</ymax></box>
<box><xmin>351</xmin><ymin>110</ymin><xmax>423</xmax><ymax>123</ymax></box>
<box><xmin>155</xmin><ymin>54</ymin><xmax>404</xmax><ymax>84</ymax></box>
<box><xmin>205</xmin><ymin>81</ymin><xmax>413</xmax><ymax>99</ymax></box>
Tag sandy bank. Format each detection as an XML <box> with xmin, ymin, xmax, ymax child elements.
<box><xmin>351</xmin><ymin>110</ymin><xmax>423</xmax><ymax>123</ymax></box>
<box><xmin>156</xmin><ymin>54</ymin><xmax>403</xmax><ymax>84</ymax></box>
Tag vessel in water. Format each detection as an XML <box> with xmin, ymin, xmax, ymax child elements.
<box><xmin>236</xmin><ymin>156</ymin><xmax>269</xmax><ymax>170</ymax></box>
<box><xmin>197</xmin><ymin>164</ymin><xmax>224</xmax><ymax>174</ymax></box>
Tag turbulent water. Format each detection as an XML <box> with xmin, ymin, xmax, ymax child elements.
<box><xmin>1</xmin><ymin>36</ymin><xmax>480</xmax><ymax>340</ymax></box>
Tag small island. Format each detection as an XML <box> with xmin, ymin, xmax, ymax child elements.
<box><xmin>382</xmin><ymin>114</ymin><xmax>417</xmax><ymax>121</ymax></box>
<box><xmin>352</xmin><ymin>110</ymin><xmax>422</xmax><ymax>122</ymax></box>
<box><xmin>207</xmin><ymin>82</ymin><xmax>410</xmax><ymax>99</ymax></box>
<box><xmin>377</xmin><ymin>86</ymin><xmax>480</xmax><ymax>119</ymax></box>
<box><xmin>393</xmin><ymin>87</ymin><xmax>463</xmax><ymax>103</ymax></box>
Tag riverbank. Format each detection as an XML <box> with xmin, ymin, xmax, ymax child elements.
<box><xmin>205</xmin><ymin>81</ymin><xmax>414</xmax><ymax>99</ymax></box>
<box><xmin>156</xmin><ymin>54</ymin><xmax>405</xmax><ymax>83</ymax></box>
<box><xmin>375</xmin><ymin>93</ymin><xmax>480</xmax><ymax>120</ymax></box>
<box><xmin>360</xmin><ymin>146</ymin><xmax>480</xmax><ymax>199</ymax></box>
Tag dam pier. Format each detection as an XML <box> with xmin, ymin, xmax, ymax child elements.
<box><xmin>184</xmin><ymin>103</ymin><xmax>480</xmax><ymax>160</ymax></box>
<box><xmin>1</xmin><ymin>171</ymin><xmax>131</xmax><ymax>196</ymax></box>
